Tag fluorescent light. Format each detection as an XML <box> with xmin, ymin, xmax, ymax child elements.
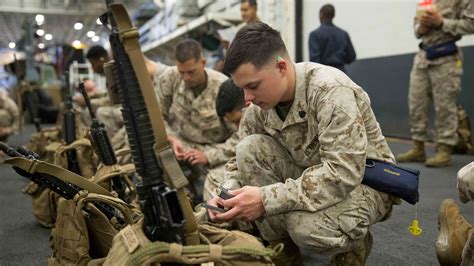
<box><xmin>38</xmin><ymin>43</ymin><xmax>45</xmax><ymax>49</ymax></box>
<box><xmin>72</xmin><ymin>40</ymin><xmax>81</xmax><ymax>48</ymax></box>
<box><xmin>36</xmin><ymin>29</ymin><xmax>45</xmax><ymax>36</ymax></box>
<box><xmin>45</xmin><ymin>34</ymin><xmax>53</xmax><ymax>40</ymax></box>
<box><xmin>87</xmin><ymin>31</ymin><xmax>95</xmax><ymax>38</ymax></box>
<box><xmin>91</xmin><ymin>36</ymin><xmax>100</xmax><ymax>42</ymax></box>
<box><xmin>35</xmin><ymin>14</ymin><xmax>45</xmax><ymax>25</ymax></box>
<box><xmin>74</xmin><ymin>22</ymin><xmax>83</xmax><ymax>30</ymax></box>
<box><xmin>8</xmin><ymin>42</ymin><xmax>16</xmax><ymax>49</ymax></box>
<box><xmin>96</xmin><ymin>18</ymin><xmax>102</xmax><ymax>25</ymax></box>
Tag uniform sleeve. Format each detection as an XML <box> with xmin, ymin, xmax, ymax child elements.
<box><xmin>344</xmin><ymin>32</ymin><xmax>356</xmax><ymax>64</ymax></box>
<box><xmin>223</xmin><ymin>106</ymin><xmax>266</xmax><ymax>181</ymax></box>
<box><xmin>457</xmin><ymin>161</ymin><xmax>474</xmax><ymax>203</ymax></box>
<box><xmin>203</xmin><ymin>127</ymin><xmax>239</xmax><ymax>167</ymax></box>
<box><xmin>155</xmin><ymin>68</ymin><xmax>179</xmax><ymax>136</ymax></box>
<box><xmin>441</xmin><ymin>0</ymin><xmax>474</xmax><ymax>36</ymax></box>
<box><xmin>260</xmin><ymin>87</ymin><xmax>368</xmax><ymax>216</ymax></box>
<box><xmin>308</xmin><ymin>32</ymin><xmax>321</xmax><ymax>63</ymax></box>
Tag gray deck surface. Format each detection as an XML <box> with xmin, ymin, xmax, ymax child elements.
<box><xmin>1</xmin><ymin>125</ymin><xmax>473</xmax><ymax>265</ymax></box>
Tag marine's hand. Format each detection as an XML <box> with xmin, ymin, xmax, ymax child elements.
<box><xmin>418</xmin><ymin>23</ymin><xmax>430</xmax><ymax>35</ymax></box>
<box><xmin>211</xmin><ymin>186</ymin><xmax>265</xmax><ymax>223</ymax></box>
<box><xmin>420</xmin><ymin>9</ymin><xmax>443</xmax><ymax>29</ymax></box>
<box><xmin>182</xmin><ymin>149</ymin><xmax>208</xmax><ymax>165</ymax></box>
<box><xmin>168</xmin><ymin>135</ymin><xmax>185</xmax><ymax>159</ymax></box>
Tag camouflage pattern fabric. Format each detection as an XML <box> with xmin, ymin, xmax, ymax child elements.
<box><xmin>97</xmin><ymin>105</ymin><xmax>123</xmax><ymax>137</ymax></box>
<box><xmin>409</xmin><ymin>0</ymin><xmax>474</xmax><ymax>146</ymax></box>
<box><xmin>155</xmin><ymin>67</ymin><xmax>238</xmax><ymax>167</ymax></box>
<box><xmin>457</xmin><ymin>162</ymin><xmax>474</xmax><ymax>265</ymax></box>
<box><xmin>0</xmin><ymin>92</ymin><xmax>20</xmax><ymax>133</ymax></box>
<box><xmin>224</xmin><ymin>62</ymin><xmax>396</xmax><ymax>253</ymax></box>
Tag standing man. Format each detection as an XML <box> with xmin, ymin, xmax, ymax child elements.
<box><xmin>156</xmin><ymin>39</ymin><xmax>238</xmax><ymax>201</ymax></box>
<box><xmin>396</xmin><ymin>0</ymin><xmax>474</xmax><ymax>167</ymax></box>
<box><xmin>207</xmin><ymin>22</ymin><xmax>397</xmax><ymax>265</ymax></box>
<box><xmin>308</xmin><ymin>4</ymin><xmax>356</xmax><ymax>73</ymax></box>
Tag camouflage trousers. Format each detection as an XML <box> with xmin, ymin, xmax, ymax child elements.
<box><xmin>203</xmin><ymin>164</ymin><xmax>226</xmax><ymax>202</ymax></box>
<box><xmin>409</xmin><ymin>56</ymin><xmax>462</xmax><ymax>146</ymax></box>
<box><xmin>97</xmin><ymin>105</ymin><xmax>123</xmax><ymax>137</ymax></box>
<box><xmin>235</xmin><ymin>134</ymin><xmax>393</xmax><ymax>255</ymax></box>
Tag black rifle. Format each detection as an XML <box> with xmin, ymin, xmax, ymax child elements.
<box><xmin>62</xmin><ymin>72</ymin><xmax>81</xmax><ymax>175</ymax></box>
<box><xmin>78</xmin><ymin>82</ymin><xmax>128</xmax><ymax>201</ymax></box>
<box><xmin>0</xmin><ymin>142</ymin><xmax>125</xmax><ymax>224</ymax></box>
<box><xmin>13</xmin><ymin>54</ymin><xmax>41</xmax><ymax>132</ymax></box>
<box><xmin>101</xmin><ymin>4</ymin><xmax>185</xmax><ymax>244</ymax></box>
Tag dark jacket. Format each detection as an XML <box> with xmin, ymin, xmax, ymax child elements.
<box><xmin>308</xmin><ymin>21</ymin><xmax>356</xmax><ymax>72</ymax></box>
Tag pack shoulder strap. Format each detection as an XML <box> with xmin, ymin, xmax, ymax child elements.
<box><xmin>5</xmin><ymin>157</ymin><xmax>113</xmax><ymax>197</ymax></box>
<box><xmin>110</xmin><ymin>3</ymin><xmax>198</xmax><ymax>245</ymax></box>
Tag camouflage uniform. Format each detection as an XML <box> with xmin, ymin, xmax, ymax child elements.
<box><xmin>224</xmin><ymin>63</ymin><xmax>396</xmax><ymax>255</ymax></box>
<box><xmin>156</xmin><ymin>67</ymin><xmax>238</xmax><ymax>201</ymax></box>
<box><xmin>409</xmin><ymin>0</ymin><xmax>474</xmax><ymax>146</ymax></box>
<box><xmin>96</xmin><ymin>104</ymin><xmax>123</xmax><ymax>137</ymax></box>
<box><xmin>457</xmin><ymin>162</ymin><xmax>474</xmax><ymax>265</ymax></box>
<box><xmin>0</xmin><ymin>92</ymin><xmax>20</xmax><ymax>140</ymax></box>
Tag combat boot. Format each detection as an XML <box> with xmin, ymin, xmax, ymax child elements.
<box><xmin>330</xmin><ymin>231</ymin><xmax>373</xmax><ymax>266</ymax></box>
<box><xmin>268</xmin><ymin>239</ymin><xmax>304</xmax><ymax>266</ymax></box>
<box><xmin>436</xmin><ymin>199</ymin><xmax>473</xmax><ymax>266</ymax></box>
<box><xmin>425</xmin><ymin>144</ymin><xmax>452</xmax><ymax>167</ymax></box>
<box><xmin>396</xmin><ymin>141</ymin><xmax>425</xmax><ymax>162</ymax></box>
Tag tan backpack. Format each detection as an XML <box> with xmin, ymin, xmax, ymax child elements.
<box><xmin>48</xmin><ymin>191</ymin><xmax>139</xmax><ymax>266</ymax></box>
<box><xmin>54</xmin><ymin>137</ymin><xmax>99</xmax><ymax>179</ymax></box>
<box><xmin>103</xmin><ymin>218</ymin><xmax>280</xmax><ymax>266</ymax></box>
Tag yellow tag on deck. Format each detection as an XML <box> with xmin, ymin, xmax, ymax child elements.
<box><xmin>409</xmin><ymin>219</ymin><xmax>422</xmax><ymax>236</ymax></box>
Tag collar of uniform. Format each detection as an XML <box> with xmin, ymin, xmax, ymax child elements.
<box><xmin>265</xmin><ymin>63</ymin><xmax>308</xmax><ymax>131</ymax></box>
<box><xmin>177</xmin><ymin>68</ymin><xmax>213</xmax><ymax>102</ymax></box>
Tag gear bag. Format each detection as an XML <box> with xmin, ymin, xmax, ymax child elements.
<box><xmin>103</xmin><ymin>218</ymin><xmax>281</xmax><ymax>266</ymax></box>
<box><xmin>454</xmin><ymin>105</ymin><xmax>473</xmax><ymax>154</ymax></box>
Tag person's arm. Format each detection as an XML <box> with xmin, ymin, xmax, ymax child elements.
<box><xmin>203</xmin><ymin>127</ymin><xmax>239</xmax><ymax>167</ymax></box>
<box><xmin>441</xmin><ymin>0</ymin><xmax>474</xmax><ymax>35</ymax></box>
<box><xmin>155</xmin><ymin>68</ymin><xmax>180</xmax><ymax>136</ymax></box>
<box><xmin>344</xmin><ymin>32</ymin><xmax>356</xmax><ymax>64</ymax></box>
<box><xmin>308</xmin><ymin>32</ymin><xmax>322</xmax><ymax>63</ymax></box>
<box><xmin>260</xmin><ymin>86</ymin><xmax>368</xmax><ymax>216</ymax></box>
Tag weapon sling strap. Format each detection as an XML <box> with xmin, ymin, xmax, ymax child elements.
<box><xmin>110</xmin><ymin>3</ymin><xmax>199</xmax><ymax>245</ymax></box>
<box><xmin>5</xmin><ymin>157</ymin><xmax>113</xmax><ymax>197</ymax></box>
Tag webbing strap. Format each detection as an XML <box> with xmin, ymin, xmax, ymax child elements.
<box><xmin>110</xmin><ymin>3</ymin><xmax>198</xmax><ymax>245</ymax></box>
<box><xmin>5</xmin><ymin>157</ymin><xmax>113</xmax><ymax>197</ymax></box>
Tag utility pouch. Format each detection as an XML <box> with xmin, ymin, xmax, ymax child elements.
<box><xmin>423</xmin><ymin>41</ymin><xmax>457</xmax><ymax>60</ymax></box>
<box><xmin>363</xmin><ymin>159</ymin><xmax>420</xmax><ymax>205</ymax></box>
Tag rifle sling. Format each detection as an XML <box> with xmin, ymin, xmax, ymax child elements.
<box><xmin>110</xmin><ymin>3</ymin><xmax>199</xmax><ymax>245</ymax></box>
<box><xmin>5</xmin><ymin>157</ymin><xmax>113</xmax><ymax>197</ymax></box>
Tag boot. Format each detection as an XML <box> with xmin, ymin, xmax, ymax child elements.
<box><xmin>268</xmin><ymin>238</ymin><xmax>304</xmax><ymax>266</ymax></box>
<box><xmin>331</xmin><ymin>231</ymin><xmax>373</xmax><ymax>266</ymax></box>
<box><xmin>436</xmin><ymin>199</ymin><xmax>473</xmax><ymax>266</ymax></box>
<box><xmin>425</xmin><ymin>144</ymin><xmax>452</xmax><ymax>167</ymax></box>
<box><xmin>396</xmin><ymin>141</ymin><xmax>425</xmax><ymax>162</ymax></box>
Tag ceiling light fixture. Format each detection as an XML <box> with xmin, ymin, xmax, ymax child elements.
<box><xmin>35</xmin><ymin>14</ymin><xmax>45</xmax><ymax>25</ymax></box>
<box><xmin>8</xmin><ymin>42</ymin><xmax>16</xmax><ymax>49</ymax></box>
<box><xmin>36</xmin><ymin>29</ymin><xmax>45</xmax><ymax>36</ymax></box>
<box><xmin>87</xmin><ymin>31</ymin><xmax>95</xmax><ymax>38</ymax></box>
<box><xmin>72</xmin><ymin>40</ymin><xmax>82</xmax><ymax>49</ymax></box>
<box><xmin>45</xmin><ymin>34</ymin><xmax>53</xmax><ymax>41</ymax></box>
<box><xmin>91</xmin><ymin>36</ymin><xmax>100</xmax><ymax>42</ymax></box>
<box><xmin>74</xmin><ymin>22</ymin><xmax>83</xmax><ymax>30</ymax></box>
<box><xmin>38</xmin><ymin>43</ymin><xmax>45</xmax><ymax>49</ymax></box>
<box><xmin>96</xmin><ymin>18</ymin><xmax>102</xmax><ymax>25</ymax></box>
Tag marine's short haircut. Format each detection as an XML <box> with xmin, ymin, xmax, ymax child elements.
<box><xmin>86</xmin><ymin>45</ymin><xmax>108</xmax><ymax>60</ymax></box>
<box><xmin>241</xmin><ymin>0</ymin><xmax>257</xmax><ymax>7</ymax></box>
<box><xmin>175</xmin><ymin>39</ymin><xmax>202</xmax><ymax>63</ymax></box>
<box><xmin>224</xmin><ymin>22</ymin><xmax>288</xmax><ymax>74</ymax></box>
<box><xmin>216</xmin><ymin>79</ymin><xmax>245</xmax><ymax>117</ymax></box>
<box><xmin>320</xmin><ymin>4</ymin><xmax>335</xmax><ymax>19</ymax></box>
